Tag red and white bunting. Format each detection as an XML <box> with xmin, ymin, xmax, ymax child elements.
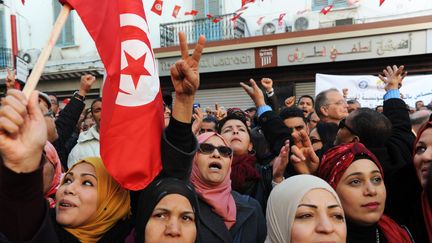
<box><xmin>278</xmin><ymin>13</ymin><xmax>286</xmax><ymax>26</ymax></box>
<box><xmin>172</xmin><ymin>5</ymin><xmax>181</xmax><ymax>18</ymax></box>
<box><xmin>320</xmin><ymin>5</ymin><xmax>333</xmax><ymax>15</ymax></box>
<box><xmin>257</xmin><ymin>16</ymin><xmax>265</xmax><ymax>25</ymax></box>
<box><xmin>185</xmin><ymin>9</ymin><xmax>198</xmax><ymax>16</ymax></box>
<box><xmin>379</xmin><ymin>0</ymin><xmax>385</xmax><ymax>6</ymax></box>
<box><xmin>151</xmin><ymin>0</ymin><xmax>163</xmax><ymax>16</ymax></box>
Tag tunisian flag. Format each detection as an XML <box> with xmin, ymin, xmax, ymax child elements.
<box><xmin>60</xmin><ymin>0</ymin><xmax>164</xmax><ymax>190</ymax></box>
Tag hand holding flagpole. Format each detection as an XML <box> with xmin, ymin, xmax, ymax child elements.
<box><xmin>22</xmin><ymin>4</ymin><xmax>72</xmax><ymax>98</ymax></box>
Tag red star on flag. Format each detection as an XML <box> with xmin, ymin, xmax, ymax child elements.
<box><xmin>379</xmin><ymin>0</ymin><xmax>385</xmax><ymax>6</ymax></box>
<box><xmin>320</xmin><ymin>5</ymin><xmax>333</xmax><ymax>15</ymax></box>
<box><xmin>121</xmin><ymin>52</ymin><xmax>151</xmax><ymax>89</ymax></box>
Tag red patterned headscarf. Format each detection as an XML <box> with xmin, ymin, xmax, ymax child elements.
<box><xmin>317</xmin><ymin>142</ymin><xmax>383</xmax><ymax>189</ymax></box>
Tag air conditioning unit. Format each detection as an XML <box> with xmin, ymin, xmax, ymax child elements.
<box><xmin>20</xmin><ymin>49</ymin><xmax>41</xmax><ymax>65</ymax></box>
<box><xmin>255</xmin><ymin>18</ymin><xmax>291</xmax><ymax>36</ymax></box>
<box><xmin>293</xmin><ymin>12</ymin><xmax>319</xmax><ymax>31</ymax></box>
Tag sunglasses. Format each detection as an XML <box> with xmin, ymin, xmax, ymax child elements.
<box><xmin>338</xmin><ymin>118</ymin><xmax>357</xmax><ymax>135</ymax></box>
<box><xmin>199</xmin><ymin>143</ymin><xmax>233</xmax><ymax>158</ymax></box>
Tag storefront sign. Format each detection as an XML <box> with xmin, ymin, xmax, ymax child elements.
<box><xmin>255</xmin><ymin>47</ymin><xmax>277</xmax><ymax>68</ymax></box>
<box><xmin>278</xmin><ymin>31</ymin><xmax>427</xmax><ymax>66</ymax></box>
<box><xmin>157</xmin><ymin>49</ymin><xmax>254</xmax><ymax>76</ymax></box>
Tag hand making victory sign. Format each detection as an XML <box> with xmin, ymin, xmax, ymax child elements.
<box><xmin>170</xmin><ymin>32</ymin><xmax>206</xmax><ymax>123</ymax></box>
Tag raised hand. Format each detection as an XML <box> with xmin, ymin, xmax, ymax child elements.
<box><xmin>240</xmin><ymin>79</ymin><xmax>266</xmax><ymax>107</ymax></box>
<box><xmin>284</xmin><ymin>96</ymin><xmax>295</xmax><ymax>108</ymax></box>
<box><xmin>214</xmin><ymin>103</ymin><xmax>227</xmax><ymax>120</ymax></box>
<box><xmin>192</xmin><ymin>107</ymin><xmax>204</xmax><ymax>135</ymax></box>
<box><xmin>79</xmin><ymin>74</ymin><xmax>96</xmax><ymax>96</ymax></box>
<box><xmin>170</xmin><ymin>32</ymin><xmax>206</xmax><ymax>99</ymax></box>
<box><xmin>290</xmin><ymin>130</ymin><xmax>320</xmax><ymax>175</ymax></box>
<box><xmin>272</xmin><ymin>140</ymin><xmax>290</xmax><ymax>183</ymax></box>
<box><xmin>260</xmin><ymin>78</ymin><xmax>273</xmax><ymax>93</ymax></box>
<box><xmin>378</xmin><ymin>65</ymin><xmax>407</xmax><ymax>91</ymax></box>
<box><xmin>171</xmin><ymin>32</ymin><xmax>206</xmax><ymax>123</ymax></box>
<box><xmin>0</xmin><ymin>90</ymin><xmax>47</xmax><ymax>173</ymax></box>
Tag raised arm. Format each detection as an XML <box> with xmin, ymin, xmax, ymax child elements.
<box><xmin>0</xmin><ymin>90</ymin><xmax>49</xmax><ymax>242</ymax></box>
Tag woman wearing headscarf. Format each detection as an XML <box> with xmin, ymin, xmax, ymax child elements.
<box><xmin>266</xmin><ymin>175</ymin><xmax>346</xmax><ymax>243</ymax></box>
<box><xmin>317</xmin><ymin>142</ymin><xmax>413</xmax><ymax>243</ymax></box>
<box><xmin>191</xmin><ymin>132</ymin><xmax>266</xmax><ymax>243</ymax></box>
<box><xmin>132</xmin><ymin>178</ymin><xmax>200</xmax><ymax>243</ymax></box>
<box><xmin>43</xmin><ymin>141</ymin><xmax>63</xmax><ymax>208</ymax></box>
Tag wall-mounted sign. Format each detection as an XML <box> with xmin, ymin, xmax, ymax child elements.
<box><xmin>427</xmin><ymin>29</ymin><xmax>432</xmax><ymax>54</ymax></box>
<box><xmin>278</xmin><ymin>31</ymin><xmax>427</xmax><ymax>66</ymax></box>
<box><xmin>16</xmin><ymin>56</ymin><xmax>29</xmax><ymax>83</ymax></box>
<box><xmin>157</xmin><ymin>49</ymin><xmax>255</xmax><ymax>76</ymax></box>
<box><xmin>254</xmin><ymin>47</ymin><xmax>277</xmax><ymax>68</ymax></box>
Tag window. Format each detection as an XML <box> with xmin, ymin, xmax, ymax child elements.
<box><xmin>53</xmin><ymin>0</ymin><xmax>74</xmax><ymax>46</ymax></box>
<box><xmin>312</xmin><ymin>0</ymin><xmax>348</xmax><ymax>11</ymax></box>
<box><xmin>0</xmin><ymin>8</ymin><xmax>6</xmax><ymax>48</ymax></box>
<box><xmin>194</xmin><ymin>0</ymin><xmax>221</xmax><ymax>19</ymax></box>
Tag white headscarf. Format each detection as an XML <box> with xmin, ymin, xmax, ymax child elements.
<box><xmin>265</xmin><ymin>175</ymin><xmax>342</xmax><ymax>243</ymax></box>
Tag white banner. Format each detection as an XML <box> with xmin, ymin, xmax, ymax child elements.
<box><xmin>315</xmin><ymin>73</ymin><xmax>432</xmax><ymax>108</ymax></box>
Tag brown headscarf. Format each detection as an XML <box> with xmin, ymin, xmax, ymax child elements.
<box><xmin>62</xmin><ymin>157</ymin><xmax>130</xmax><ymax>243</ymax></box>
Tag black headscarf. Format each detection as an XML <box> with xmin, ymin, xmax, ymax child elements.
<box><xmin>135</xmin><ymin>178</ymin><xmax>200</xmax><ymax>243</ymax></box>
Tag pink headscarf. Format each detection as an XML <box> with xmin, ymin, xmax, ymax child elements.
<box><xmin>44</xmin><ymin>141</ymin><xmax>63</xmax><ymax>208</ymax></box>
<box><xmin>190</xmin><ymin>132</ymin><xmax>237</xmax><ymax>229</ymax></box>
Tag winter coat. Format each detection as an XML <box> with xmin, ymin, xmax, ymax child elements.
<box><xmin>67</xmin><ymin>125</ymin><xmax>100</xmax><ymax>168</ymax></box>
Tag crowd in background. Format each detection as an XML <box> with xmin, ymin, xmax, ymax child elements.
<box><xmin>0</xmin><ymin>33</ymin><xmax>431</xmax><ymax>243</ymax></box>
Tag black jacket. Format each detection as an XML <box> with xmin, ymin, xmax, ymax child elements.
<box><xmin>196</xmin><ymin>191</ymin><xmax>266</xmax><ymax>243</ymax></box>
<box><xmin>53</xmin><ymin>97</ymin><xmax>85</xmax><ymax>170</ymax></box>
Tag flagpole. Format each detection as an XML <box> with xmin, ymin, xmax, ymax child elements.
<box><xmin>22</xmin><ymin>4</ymin><xmax>72</xmax><ymax>98</ymax></box>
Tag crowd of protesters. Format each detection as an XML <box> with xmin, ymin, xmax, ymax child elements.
<box><xmin>0</xmin><ymin>33</ymin><xmax>432</xmax><ymax>243</ymax></box>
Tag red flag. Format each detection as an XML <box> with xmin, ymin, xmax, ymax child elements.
<box><xmin>230</xmin><ymin>13</ymin><xmax>242</xmax><ymax>22</ymax></box>
<box><xmin>235</xmin><ymin>6</ymin><xmax>248</xmax><ymax>13</ymax></box>
<box><xmin>151</xmin><ymin>0</ymin><xmax>163</xmax><ymax>16</ymax></box>
<box><xmin>212</xmin><ymin>17</ymin><xmax>223</xmax><ymax>23</ymax></box>
<box><xmin>241</xmin><ymin>0</ymin><xmax>255</xmax><ymax>7</ymax></box>
<box><xmin>172</xmin><ymin>5</ymin><xmax>181</xmax><ymax>18</ymax></box>
<box><xmin>185</xmin><ymin>10</ymin><xmax>198</xmax><ymax>16</ymax></box>
<box><xmin>257</xmin><ymin>16</ymin><xmax>265</xmax><ymax>25</ymax></box>
<box><xmin>379</xmin><ymin>0</ymin><xmax>385</xmax><ymax>6</ymax></box>
<box><xmin>60</xmin><ymin>0</ymin><xmax>164</xmax><ymax>190</ymax></box>
<box><xmin>320</xmin><ymin>5</ymin><xmax>333</xmax><ymax>15</ymax></box>
<box><xmin>206</xmin><ymin>14</ymin><xmax>213</xmax><ymax>19</ymax></box>
<box><xmin>21</xmin><ymin>0</ymin><xmax>25</xmax><ymax>5</ymax></box>
<box><xmin>278</xmin><ymin>13</ymin><xmax>286</xmax><ymax>26</ymax></box>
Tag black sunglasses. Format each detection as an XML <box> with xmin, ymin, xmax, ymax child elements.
<box><xmin>338</xmin><ymin>118</ymin><xmax>357</xmax><ymax>135</ymax></box>
<box><xmin>199</xmin><ymin>143</ymin><xmax>233</xmax><ymax>158</ymax></box>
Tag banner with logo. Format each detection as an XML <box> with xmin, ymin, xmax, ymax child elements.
<box><xmin>316</xmin><ymin>73</ymin><xmax>432</xmax><ymax>108</ymax></box>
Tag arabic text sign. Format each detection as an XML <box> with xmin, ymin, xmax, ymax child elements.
<box><xmin>315</xmin><ymin>73</ymin><xmax>432</xmax><ymax>108</ymax></box>
<box><xmin>278</xmin><ymin>31</ymin><xmax>427</xmax><ymax>66</ymax></box>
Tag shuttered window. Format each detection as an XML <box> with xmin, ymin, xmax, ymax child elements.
<box><xmin>295</xmin><ymin>82</ymin><xmax>316</xmax><ymax>101</ymax></box>
<box><xmin>194</xmin><ymin>0</ymin><xmax>220</xmax><ymax>18</ymax></box>
<box><xmin>53</xmin><ymin>0</ymin><xmax>74</xmax><ymax>46</ymax></box>
<box><xmin>312</xmin><ymin>0</ymin><xmax>348</xmax><ymax>11</ymax></box>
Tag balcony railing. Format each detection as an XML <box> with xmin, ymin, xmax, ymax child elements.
<box><xmin>0</xmin><ymin>47</ymin><xmax>13</xmax><ymax>70</ymax></box>
<box><xmin>160</xmin><ymin>13</ymin><xmax>247</xmax><ymax>47</ymax></box>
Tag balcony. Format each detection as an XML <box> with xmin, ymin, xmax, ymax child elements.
<box><xmin>160</xmin><ymin>13</ymin><xmax>247</xmax><ymax>47</ymax></box>
<box><xmin>0</xmin><ymin>47</ymin><xmax>13</xmax><ymax>70</ymax></box>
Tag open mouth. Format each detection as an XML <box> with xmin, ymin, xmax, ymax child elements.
<box><xmin>209</xmin><ymin>162</ymin><xmax>222</xmax><ymax>170</ymax></box>
<box><xmin>59</xmin><ymin>199</ymin><xmax>77</xmax><ymax>208</ymax></box>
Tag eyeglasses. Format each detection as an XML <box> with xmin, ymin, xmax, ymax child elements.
<box><xmin>338</xmin><ymin>118</ymin><xmax>357</xmax><ymax>135</ymax></box>
<box><xmin>199</xmin><ymin>143</ymin><xmax>233</xmax><ymax>158</ymax></box>
<box><xmin>44</xmin><ymin>110</ymin><xmax>55</xmax><ymax>118</ymax></box>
